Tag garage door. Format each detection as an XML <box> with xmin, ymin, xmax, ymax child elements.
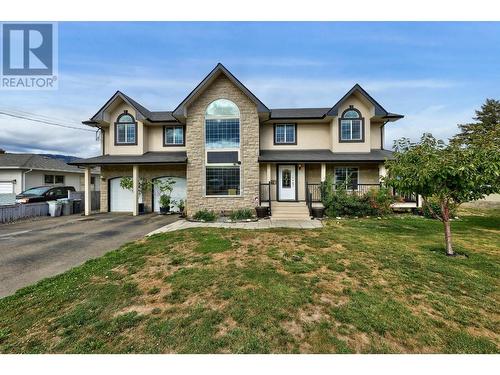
<box><xmin>153</xmin><ymin>177</ymin><xmax>187</xmax><ymax>212</ymax></box>
<box><xmin>0</xmin><ymin>181</ymin><xmax>14</xmax><ymax>194</ymax></box>
<box><xmin>109</xmin><ymin>177</ymin><xmax>133</xmax><ymax>212</ymax></box>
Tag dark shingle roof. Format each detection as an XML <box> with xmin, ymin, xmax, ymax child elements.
<box><xmin>269</xmin><ymin>108</ymin><xmax>330</xmax><ymax>119</ymax></box>
<box><xmin>0</xmin><ymin>153</ymin><xmax>83</xmax><ymax>172</ymax></box>
<box><xmin>88</xmin><ymin>91</ymin><xmax>180</xmax><ymax>124</ymax></box>
<box><xmin>69</xmin><ymin>152</ymin><xmax>187</xmax><ymax>166</ymax></box>
<box><xmin>173</xmin><ymin>63</ymin><xmax>270</xmax><ymax>119</ymax></box>
<box><xmin>258</xmin><ymin>149</ymin><xmax>394</xmax><ymax>163</ymax></box>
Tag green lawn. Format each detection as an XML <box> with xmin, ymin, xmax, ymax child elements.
<box><xmin>0</xmin><ymin>209</ymin><xmax>499</xmax><ymax>353</ymax></box>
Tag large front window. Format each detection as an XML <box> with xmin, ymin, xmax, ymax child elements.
<box><xmin>334</xmin><ymin>167</ymin><xmax>359</xmax><ymax>190</ymax></box>
<box><xmin>205</xmin><ymin>99</ymin><xmax>241</xmax><ymax>196</ymax></box>
<box><xmin>339</xmin><ymin>108</ymin><xmax>363</xmax><ymax>142</ymax></box>
<box><xmin>115</xmin><ymin>112</ymin><xmax>137</xmax><ymax>145</ymax></box>
<box><xmin>206</xmin><ymin>167</ymin><xmax>240</xmax><ymax>196</ymax></box>
<box><xmin>205</xmin><ymin>99</ymin><xmax>240</xmax><ymax>149</ymax></box>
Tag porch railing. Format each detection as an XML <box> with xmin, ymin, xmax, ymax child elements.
<box><xmin>259</xmin><ymin>182</ymin><xmax>271</xmax><ymax>216</ymax></box>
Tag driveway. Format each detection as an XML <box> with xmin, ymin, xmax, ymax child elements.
<box><xmin>0</xmin><ymin>213</ymin><xmax>178</xmax><ymax>298</ymax></box>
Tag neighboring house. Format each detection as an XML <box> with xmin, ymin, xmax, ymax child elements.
<box><xmin>0</xmin><ymin>152</ymin><xmax>100</xmax><ymax>195</ymax></box>
<box><xmin>71</xmin><ymin>63</ymin><xmax>409</xmax><ymax>218</ymax></box>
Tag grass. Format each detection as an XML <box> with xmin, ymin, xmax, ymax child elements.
<box><xmin>0</xmin><ymin>208</ymin><xmax>498</xmax><ymax>353</ymax></box>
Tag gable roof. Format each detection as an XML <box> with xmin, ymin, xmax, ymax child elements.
<box><xmin>88</xmin><ymin>91</ymin><xmax>179</xmax><ymax>125</ymax></box>
<box><xmin>172</xmin><ymin>63</ymin><xmax>270</xmax><ymax>119</ymax></box>
<box><xmin>82</xmin><ymin>66</ymin><xmax>403</xmax><ymax>127</ymax></box>
<box><xmin>0</xmin><ymin>153</ymin><xmax>84</xmax><ymax>173</ymax></box>
<box><xmin>327</xmin><ymin>84</ymin><xmax>403</xmax><ymax>119</ymax></box>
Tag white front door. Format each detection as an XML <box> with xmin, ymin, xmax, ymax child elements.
<box><xmin>278</xmin><ymin>165</ymin><xmax>296</xmax><ymax>201</ymax></box>
<box><xmin>109</xmin><ymin>177</ymin><xmax>133</xmax><ymax>212</ymax></box>
<box><xmin>153</xmin><ymin>177</ymin><xmax>187</xmax><ymax>212</ymax></box>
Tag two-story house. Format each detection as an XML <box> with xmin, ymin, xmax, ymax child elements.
<box><xmin>71</xmin><ymin>63</ymin><xmax>405</xmax><ymax>218</ymax></box>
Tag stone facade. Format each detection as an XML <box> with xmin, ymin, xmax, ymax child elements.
<box><xmin>185</xmin><ymin>74</ymin><xmax>260</xmax><ymax>216</ymax></box>
<box><xmin>100</xmin><ymin>165</ymin><xmax>186</xmax><ymax>213</ymax></box>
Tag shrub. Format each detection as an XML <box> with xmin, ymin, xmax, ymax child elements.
<box><xmin>229</xmin><ymin>208</ymin><xmax>254</xmax><ymax>220</ymax></box>
<box><xmin>192</xmin><ymin>209</ymin><xmax>217</xmax><ymax>222</ymax></box>
<box><xmin>365</xmin><ymin>187</ymin><xmax>395</xmax><ymax>216</ymax></box>
<box><xmin>321</xmin><ymin>175</ymin><xmax>395</xmax><ymax>217</ymax></box>
<box><xmin>421</xmin><ymin>196</ymin><xmax>458</xmax><ymax>219</ymax></box>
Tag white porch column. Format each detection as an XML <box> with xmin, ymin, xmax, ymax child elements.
<box><xmin>132</xmin><ymin>165</ymin><xmax>139</xmax><ymax>216</ymax></box>
<box><xmin>320</xmin><ymin>163</ymin><xmax>326</xmax><ymax>182</ymax></box>
<box><xmin>266</xmin><ymin>163</ymin><xmax>271</xmax><ymax>182</ymax></box>
<box><xmin>84</xmin><ymin>167</ymin><xmax>92</xmax><ymax>216</ymax></box>
<box><xmin>378</xmin><ymin>163</ymin><xmax>387</xmax><ymax>184</ymax></box>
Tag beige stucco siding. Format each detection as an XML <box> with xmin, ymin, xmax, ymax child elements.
<box><xmin>260</xmin><ymin>122</ymin><xmax>331</xmax><ymax>150</ymax></box>
<box><xmin>146</xmin><ymin>125</ymin><xmax>186</xmax><ymax>152</ymax></box>
<box><xmin>184</xmin><ymin>74</ymin><xmax>260</xmax><ymax>216</ymax></box>
<box><xmin>326</xmin><ymin>163</ymin><xmax>380</xmax><ymax>184</ymax></box>
<box><xmin>99</xmin><ymin>165</ymin><xmax>186</xmax><ymax>213</ymax></box>
<box><xmin>370</xmin><ymin>123</ymin><xmax>383</xmax><ymax>149</ymax></box>
<box><xmin>331</xmin><ymin>94</ymin><xmax>374</xmax><ymax>153</ymax></box>
<box><xmin>105</xmin><ymin>102</ymin><xmax>145</xmax><ymax>155</ymax></box>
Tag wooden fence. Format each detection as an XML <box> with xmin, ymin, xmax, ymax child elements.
<box><xmin>0</xmin><ymin>202</ymin><xmax>49</xmax><ymax>224</ymax></box>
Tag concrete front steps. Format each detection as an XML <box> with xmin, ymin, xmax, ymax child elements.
<box><xmin>270</xmin><ymin>201</ymin><xmax>311</xmax><ymax>220</ymax></box>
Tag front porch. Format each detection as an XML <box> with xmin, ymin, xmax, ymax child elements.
<box><xmin>258</xmin><ymin>161</ymin><xmax>419</xmax><ymax>217</ymax></box>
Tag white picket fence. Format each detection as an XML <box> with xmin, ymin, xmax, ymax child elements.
<box><xmin>0</xmin><ymin>202</ymin><xmax>49</xmax><ymax>224</ymax></box>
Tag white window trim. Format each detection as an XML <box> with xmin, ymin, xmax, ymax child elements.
<box><xmin>275</xmin><ymin>124</ymin><xmax>296</xmax><ymax>144</ymax></box>
<box><xmin>116</xmin><ymin>123</ymin><xmax>136</xmax><ymax>144</ymax></box>
<box><xmin>340</xmin><ymin>119</ymin><xmax>362</xmax><ymax>141</ymax></box>
<box><xmin>164</xmin><ymin>125</ymin><xmax>184</xmax><ymax>145</ymax></box>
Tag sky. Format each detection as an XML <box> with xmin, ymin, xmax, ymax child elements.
<box><xmin>0</xmin><ymin>22</ymin><xmax>499</xmax><ymax>157</ymax></box>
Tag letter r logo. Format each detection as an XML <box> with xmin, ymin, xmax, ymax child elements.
<box><xmin>2</xmin><ymin>23</ymin><xmax>53</xmax><ymax>76</ymax></box>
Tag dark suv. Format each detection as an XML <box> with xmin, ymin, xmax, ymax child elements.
<box><xmin>16</xmin><ymin>186</ymin><xmax>76</xmax><ymax>203</ymax></box>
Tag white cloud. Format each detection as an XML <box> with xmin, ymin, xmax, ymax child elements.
<box><xmin>384</xmin><ymin>105</ymin><xmax>475</xmax><ymax>149</ymax></box>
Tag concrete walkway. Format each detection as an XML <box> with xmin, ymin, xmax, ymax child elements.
<box><xmin>147</xmin><ymin>218</ymin><xmax>323</xmax><ymax>235</ymax></box>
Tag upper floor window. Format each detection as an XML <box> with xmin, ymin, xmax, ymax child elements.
<box><xmin>164</xmin><ymin>125</ymin><xmax>185</xmax><ymax>146</ymax></box>
<box><xmin>339</xmin><ymin>108</ymin><xmax>363</xmax><ymax>142</ymax></box>
<box><xmin>205</xmin><ymin>99</ymin><xmax>240</xmax><ymax>149</ymax></box>
<box><xmin>274</xmin><ymin>124</ymin><xmax>296</xmax><ymax>145</ymax></box>
<box><xmin>115</xmin><ymin>111</ymin><xmax>137</xmax><ymax>145</ymax></box>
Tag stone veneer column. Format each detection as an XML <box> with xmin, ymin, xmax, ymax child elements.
<box><xmin>185</xmin><ymin>74</ymin><xmax>260</xmax><ymax>216</ymax></box>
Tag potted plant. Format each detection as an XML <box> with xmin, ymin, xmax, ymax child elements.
<box><xmin>159</xmin><ymin>194</ymin><xmax>171</xmax><ymax>214</ymax></box>
<box><xmin>177</xmin><ymin>199</ymin><xmax>186</xmax><ymax>217</ymax></box>
<box><xmin>255</xmin><ymin>206</ymin><xmax>269</xmax><ymax>218</ymax></box>
<box><xmin>311</xmin><ymin>206</ymin><xmax>325</xmax><ymax>218</ymax></box>
<box><xmin>120</xmin><ymin>176</ymin><xmax>152</xmax><ymax>214</ymax></box>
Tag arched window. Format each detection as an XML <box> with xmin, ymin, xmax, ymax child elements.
<box><xmin>205</xmin><ymin>99</ymin><xmax>240</xmax><ymax>149</ymax></box>
<box><xmin>205</xmin><ymin>99</ymin><xmax>241</xmax><ymax>196</ymax></box>
<box><xmin>115</xmin><ymin>111</ymin><xmax>137</xmax><ymax>145</ymax></box>
<box><xmin>339</xmin><ymin>107</ymin><xmax>364</xmax><ymax>142</ymax></box>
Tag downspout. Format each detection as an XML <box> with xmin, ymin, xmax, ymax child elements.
<box><xmin>22</xmin><ymin>169</ymin><xmax>33</xmax><ymax>191</ymax></box>
<box><xmin>381</xmin><ymin>120</ymin><xmax>388</xmax><ymax>150</ymax></box>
